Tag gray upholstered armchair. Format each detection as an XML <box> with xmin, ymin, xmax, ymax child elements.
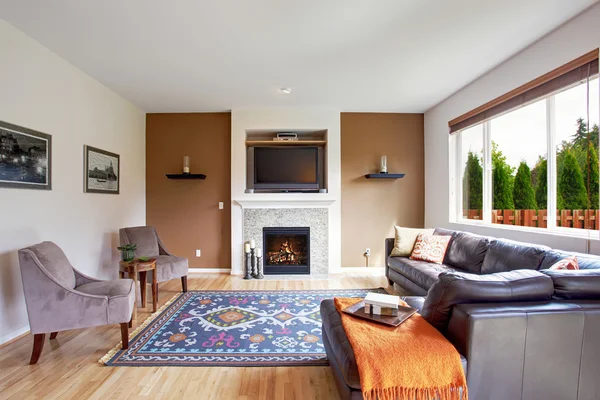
<box><xmin>18</xmin><ymin>241</ymin><xmax>135</xmax><ymax>364</ymax></box>
<box><xmin>119</xmin><ymin>226</ymin><xmax>189</xmax><ymax>292</ymax></box>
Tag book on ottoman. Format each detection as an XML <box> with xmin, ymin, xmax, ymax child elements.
<box><xmin>364</xmin><ymin>293</ymin><xmax>400</xmax><ymax>315</ymax></box>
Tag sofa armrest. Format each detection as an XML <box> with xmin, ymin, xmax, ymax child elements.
<box><xmin>385</xmin><ymin>238</ymin><xmax>394</xmax><ymax>259</ymax></box>
<box><xmin>385</xmin><ymin>238</ymin><xmax>394</xmax><ymax>278</ymax></box>
<box><xmin>401</xmin><ymin>296</ymin><xmax>425</xmax><ymax>311</ymax></box>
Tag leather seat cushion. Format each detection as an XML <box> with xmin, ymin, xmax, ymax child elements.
<box><xmin>76</xmin><ymin>279</ymin><xmax>134</xmax><ymax>298</ymax></box>
<box><xmin>481</xmin><ymin>239</ymin><xmax>550</xmax><ymax>274</ymax></box>
<box><xmin>320</xmin><ymin>299</ymin><xmax>467</xmax><ymax>392</ymax></box>
<box><xmin>387</xmin><ymin>256</ymin><xmax>457</xmax><ymax>291</ymax></box>
<box><xmin>156</xmin><ymin>255</ymin><xmax>189</xmax><ymax>282</ymax></box>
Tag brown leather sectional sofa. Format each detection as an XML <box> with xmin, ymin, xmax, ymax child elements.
<box><xmin>321</xmin><ymin>228</ymin><xmax>600</xmax><ymax>399</ymax></box>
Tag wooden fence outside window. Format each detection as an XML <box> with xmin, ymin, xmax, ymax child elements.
<box><xmin>464</xmin><ymin>209</ymin><xmax>600</xmax><ymax>229</ymax></box>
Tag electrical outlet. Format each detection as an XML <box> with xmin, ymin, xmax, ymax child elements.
<box><xmin>365</xmin><ymin>248</ymin><xmax>371</xmax><ymax>256</ymax></box>
<box><xmin>219</xmin><ymin>202</ymin><xmax>224</xmax><ymax>210</ymax></box>
<box><xmin>195</xmin><ymin>249</ymin><xmax>201</xmax><ymax>257</ymax></box>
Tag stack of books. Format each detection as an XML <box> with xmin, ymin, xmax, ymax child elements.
<box><xmin>364</xmin><ymin>293</ymin><xmax>400</xmax><ymax>316</ymax></box>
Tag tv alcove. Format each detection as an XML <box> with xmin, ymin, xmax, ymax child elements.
<box><xmin>245</xmin><ymin>130</ymin><xmax>327</xmax><ymax>193</ymax></box>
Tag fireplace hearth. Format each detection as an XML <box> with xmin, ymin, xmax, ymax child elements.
<box><xmin>262</xmin><ymin>227</ymin><xmax>310</xmax><ymax>274</ymax></box>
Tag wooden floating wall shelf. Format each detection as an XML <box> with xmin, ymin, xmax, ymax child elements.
<box><xmin>166</xmin><ymin>174</ymin><xmax>207</xmax><ymax>180</ymax></box>
<box><xmin>365</xmin><ymin>173</ymin><xmax>405</xmax><ymax>179</ymax></box>
<box><xmin>245</xmin><ymin>140</ymin><xmax>326</xmax><ymax>147</ymax></box>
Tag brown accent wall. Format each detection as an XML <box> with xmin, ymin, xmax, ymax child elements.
<box><xmin>146</xmin><ymin>113</ymin><xmax>231</xmax><ymax>269</ymax></box>
<box><xmin>341</xmin><ymin>113</ymin><xmax>424</xmax><ymax>267</ymax></box>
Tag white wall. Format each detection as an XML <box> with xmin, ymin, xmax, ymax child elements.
<box><xmin>0</xmin><ymin>19</ymin><xmax>146</xmax><ymax>344</ymax></box>
<box><xmin>424</xmin><ymin>4</ymin><xmax>600</xmax><ymax>252</ymax></box>
<box><xmin>230</xmin><ymin>108</ymin><xmax>342</xmax><ymax>275</ymax></box>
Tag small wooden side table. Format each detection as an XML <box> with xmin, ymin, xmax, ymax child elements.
<box><xmin>119</xmin><ymin>258</ymin><xmax>158</xmax><ymax>327</ymax></box>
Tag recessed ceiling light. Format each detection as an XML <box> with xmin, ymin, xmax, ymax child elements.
<box><xmin>280</xmin><ymin>87</ymin><xmax>292</xmax><ymax>94</ymax></box>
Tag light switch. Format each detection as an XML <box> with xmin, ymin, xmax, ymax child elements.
<box><xmin>195</xmin><ymin>249</ymin><xmax>201</xmax><ymax>257</ymax></box>
<box><xmin>219</xmin><ymin>202</ymin><xmax>224</xmax><ymax>209</ymax></box>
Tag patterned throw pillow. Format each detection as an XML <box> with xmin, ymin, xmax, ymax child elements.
<box><xmin>390</xmin><ymin>226</ymin><xmax>434</xmax><ymax>257</ymax></box>
<box><xmin>549</xmin><ymin>256</ymin><xmax>579</xmax><ymax>270</ymax></box>
<box><xmin>410</xmin><ymin>233</ymin><xmax>452</xmax><ymax>264</ymax></box>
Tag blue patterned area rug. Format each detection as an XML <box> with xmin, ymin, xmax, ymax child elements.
<box><xmin>100</xmin><ymin>288</ymin><xmax>386</xmax><ymax>367</ymax></box>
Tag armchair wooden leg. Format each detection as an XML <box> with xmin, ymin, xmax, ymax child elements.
<box><xmin>49</xmin><ymin>332</ymin><xmax>58</xmax><ymax>340</ymax></box>
<box><xmin>30</xmin><ymin>333</ymin><xmax>45</xmax><ymax>365</ymax></box>
<box><xmin>181</xmin><ymin>276</ymin><xmax>188</xmax><ymax>292</ymax></box>
<box><xmin>120</xmin><ymin>323</ymin><xmax>129</xmax><ymax>350</ymax></box>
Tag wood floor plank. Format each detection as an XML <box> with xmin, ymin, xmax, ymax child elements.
<box><xmin>0</xmin><ymin>271</ymin><xmax>392</xmax><ymax>400</ymax></box>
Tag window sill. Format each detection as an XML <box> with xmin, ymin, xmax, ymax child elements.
<box><xmin>453</xmin><ymin>219</ymin><xmax>600</xmax><ymax>241</ymax></box>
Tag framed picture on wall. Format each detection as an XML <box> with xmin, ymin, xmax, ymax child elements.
<box><xmin>0</xmin><ymin>120</ymin><xmax>52</xmax><ymax>190</ymax></box>
<box><xmin>84</xmin><ymin>145</ymin><xmax>120</xmax><ymax>194</ymax></box>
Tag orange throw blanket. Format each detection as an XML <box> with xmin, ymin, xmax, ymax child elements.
<box><xmin>334</xmin><ymin>298</ymin><xmax>467</xmax><ymax>400</ymax></box>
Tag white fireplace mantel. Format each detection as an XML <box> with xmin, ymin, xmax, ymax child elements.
<box><xmin>235</xmin><ymin>194</ymin><xmax>336</xmax><ymax>209</ymax></box>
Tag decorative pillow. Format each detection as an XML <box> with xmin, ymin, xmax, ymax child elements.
<box><xmin>410</xmin><ymin>233</ymin><xmax>452</xmax><ymax>264</ymax></box>
<box><xmin>549</xmin><ymin>256</ymin><xmax>579</xmax><ymax>271</ymax></box>
<box><xmin>390</xmin><ymin>227</ymin><xmax>434</xmax><ymax>257</ymax></box>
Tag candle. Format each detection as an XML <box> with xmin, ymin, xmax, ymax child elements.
<box><xmin>183</xmin><ymin>156</ymin><xmax>190</xmax><ymax>174</ymax></box>
<box><xmin>256</xmin><ymin>248</ymin><xmax>262</xmax><ymax>258</ymax></box>
<box><xmin>250</xmin><ymin>240</ymin><xmax>256</xmax><ymax>249</ymax></box>
<box><xmin>244</xmin><ymin>243</ymin><xmax>250</xmax><ymax>253</ymax></box>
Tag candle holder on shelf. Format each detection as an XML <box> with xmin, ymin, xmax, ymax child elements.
<box><xmin>243</xmin><ymin>250</ymin><xmax>252</xmax><ymax>280</ymax></box>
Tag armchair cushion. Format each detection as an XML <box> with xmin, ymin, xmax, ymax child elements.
<box><xmin>121</xmin><ymin>226</ymin><xmax>159</xmax><ymax>257</ymax></box>
<box><xmin>156</xmin><ymin>255</ymin><xmax>189</xmax><ymax>282</ymax></box>
<box><xmin>25</xmin><ymin>241</ymin><xmax>76</xmax><ymax>289</ymax></box>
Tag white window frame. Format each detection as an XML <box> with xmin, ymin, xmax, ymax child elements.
<box><xmin>453</xmin><ymin>83</ymin><xmax>600</xmax><ymax>239</ymax></box>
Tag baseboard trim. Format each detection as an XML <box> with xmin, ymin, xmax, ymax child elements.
<box><xmin>189</xmin><ymin>268</ymin><xmax>231</xmax><ymax>274</ymax></box>
<box><xmin>0</xmin><ymin>325</ymin><xmax>30</xmax><ymax>348</ymax></box>
<box><xmin>331</xmin><ymin>267</ymin><xmax>386</xmax><ymax>275</ymax></box>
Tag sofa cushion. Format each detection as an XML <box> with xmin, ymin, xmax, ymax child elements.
<box><xmin>540</xmin><ymin>250</ymin><xmax>600</xmax><ymax>270</ymax></box>
<box><xmin>548</xmin><ymin>256</ymin><xmax>579</xmax><ymax>270</ymax></box>
<box><xmin>439</xmin><ymin>231</ymin><xmax>490</xmax><ymax>274</ymax></box>
<box><xmin>421</xmin><ymin>270</ymin><xmax>554</xmax><ymax>332</ymax></box>
<box><xmin>541</xmin><ymin>269</ymin><xmax>600</xmax><ymax>300</ymax></box>
<box><xmin>410</xmin><ymin>233</ymin><xmax>452</xmax><ymax>264</ymax></box>
<box><xmin>387</xmin><ymin>256</ymin><xmax>456</xmax><ymax>291</ymax></box>
<box><xmin>390</xmin><ymin>226</ymin><xmax>434</xmax><ymax>257</ymax></box>
<box><xmin>481</xmin><ymin>239</ymin><xmax>550</xmax><ymax>274</ymax></box>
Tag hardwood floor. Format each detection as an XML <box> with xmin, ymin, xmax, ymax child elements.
<box><xmin>0</xmin><ymin>270</ymin><xmax>394</xmax><ymax>400</ymax></box>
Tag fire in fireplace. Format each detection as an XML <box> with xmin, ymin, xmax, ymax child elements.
<box><xmin>262</xmin><ymin>227</ymin><xmax>310</xmax><ymax>274</ymax></box>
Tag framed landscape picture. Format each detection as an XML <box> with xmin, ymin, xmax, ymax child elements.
<box><xmin>0</xmin><ymin>120</ymin><xmax>52</xmax><ymax>190</ymax></box>
<box><xmin>84</xmin><ymin>145</ymin><xmax>120</xmax><ymax>194</ymax></box>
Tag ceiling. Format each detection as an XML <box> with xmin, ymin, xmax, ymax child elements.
<box><xmin>0</xmin><ymin>0</ymin><xmax>597</xmax><ymax>113</ymax></box>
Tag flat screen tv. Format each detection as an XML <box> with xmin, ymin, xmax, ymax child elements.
<box><xmin>254</xmin><ymin>147</ymin><xmax>320</xmax><ymax>191</ymax></box>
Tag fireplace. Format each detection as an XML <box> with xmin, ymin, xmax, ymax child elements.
<box><xmin>262</xmin><ymin>227</ymin><xmax>310</xmax><ymax>274</ymax></box>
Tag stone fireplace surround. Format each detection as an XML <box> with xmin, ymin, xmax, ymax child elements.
<box><xmin>243</xmin><ymin>208</ymin><xmax>328</xmax><ymax>277</ymax></box>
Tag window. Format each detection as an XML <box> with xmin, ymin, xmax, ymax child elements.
<box><xmin>451</xmin><ymin>50</ymin><xmax>599</xmax><ymax>235</ymax></box>
<box><xmin>459</xmin><ymin>124</ymin><xmax>483</xmax><ymax>220</ymax></box>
